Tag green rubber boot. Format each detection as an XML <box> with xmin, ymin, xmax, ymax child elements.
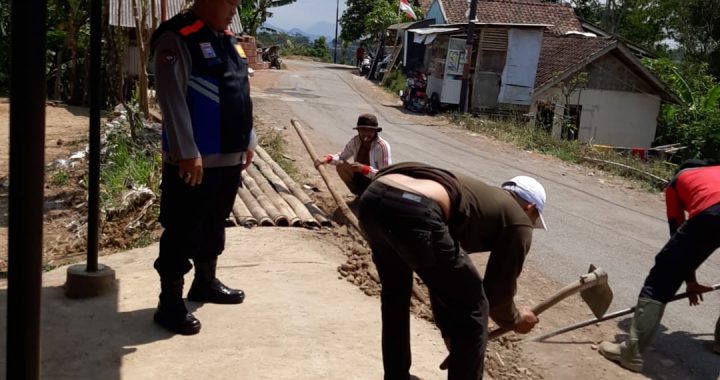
<box><xmin>599</xmin><ymin>298</ymin><xmax>665</xmax><ymax>372</ymax></box>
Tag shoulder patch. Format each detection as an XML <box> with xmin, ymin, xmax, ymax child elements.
<box><xmin>235</xmin><ymin>44</ymin><xmax>247</xmax><ymax>58</ymax></box>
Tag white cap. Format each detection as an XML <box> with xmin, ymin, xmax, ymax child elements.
<box><xmin>502</xmin><ymin>176</ymin><xmax>548</xmax><ymax>230</ymax></box>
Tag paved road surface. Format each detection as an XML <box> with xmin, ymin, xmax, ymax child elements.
<box><xmin>260</xmin><ymin>60</ymin><xmax>720</xmax><ymax>379</ymax></box>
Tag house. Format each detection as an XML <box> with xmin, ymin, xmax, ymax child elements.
<box><xmin>416</xmin><ymin>0</ymin><xmax>584</xmax><ymax>110</ymax></box>
<box><xmin>417</xmin><ymin>0</ymin><xmax>677</xmax><ymax>148</ymax></box>
<box><xmin>531</xmin><ymin>34</ymin><xmax>678</xmax><ymax>148</ymax></box>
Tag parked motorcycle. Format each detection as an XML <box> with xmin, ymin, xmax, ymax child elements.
<box><xmin>360</xmin><ymin>54</ymin><xmax>372</xmax><ymax>76</ymax></box>
<box><xmin>400</xmin><ymin>69</ymin><xmax>438</xmax><ymax>114</ymax></box>
<box><xmin>262</xmin><ymin>45</ymin><xmax>282</xmax><ymax>69</ymax></box>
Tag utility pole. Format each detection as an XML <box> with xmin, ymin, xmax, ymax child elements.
<box><xmin>334</xmin><ymin>0</ymin><xmax>340</xmax><ymax>64</ymax></box>
<box><xmin>459</xmin><ymin>0</ymin><xmax>479</xmax><ymax>113</ymax></box>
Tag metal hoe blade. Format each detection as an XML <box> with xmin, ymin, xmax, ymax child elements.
<box><xmin>580</xmin><ymin>264</ymin><xmax>613</xmax><ymax>318</ymax></box>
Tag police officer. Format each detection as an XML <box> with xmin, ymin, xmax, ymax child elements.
<box><xmin>150</xmin><ymin>0</ymin><xmax>253</xmax><ymax>335</ymax></box>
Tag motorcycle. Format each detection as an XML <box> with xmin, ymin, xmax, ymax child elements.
<box><xmin>262</xmin><ymin>45</ymin><xmax>282</xmax><ymax>69</ymax></box>
<box><xmin>360</xmin><ymin>54</ymin><xmax>372</xmax><ymax>76</ymax></box>
<box><xmin>400</xmin><ymin>70</ymin><xmax>437</xmax><ymax>114</ymax></box>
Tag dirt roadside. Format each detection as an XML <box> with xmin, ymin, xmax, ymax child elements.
<box><xmin>0</xmin><ymin>67</ymin><xmax>651</xmax><ymax>378</ymax></box>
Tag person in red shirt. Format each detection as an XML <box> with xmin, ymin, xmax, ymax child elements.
<box><xmin>355</xmin><ymin>45</ymin><xmax>365</xmax><ymax>68</ymax></box>
<box><xmin>599</xmin><ymin>159</ymin><xmax>720</xmax><ymax>372</ymax></box>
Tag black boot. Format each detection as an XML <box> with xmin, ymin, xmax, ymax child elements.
<box><xmin>154</xmin><ymin>279</ymin><xmax>202</xmax><ymax>335</ymax></box>
<box><xmin>187</xmin><ymin>259</ymin><xmax>245</xmax><ymax>304</ymax></box>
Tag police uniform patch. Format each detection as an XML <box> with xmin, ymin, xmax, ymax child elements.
<box><xmin>235</xmin><ymin>44</ymin><xmax>247</xmax><ymax>58</ymax></box>
<box><xmin>200</xmin><ymin>42</ymin><xmax>217</xmax><ymax>59</ymax></box>
<box><xmin>160</xmin><ymin>49</ymin><xmax>177</xmax><ymax>65</ymax></box>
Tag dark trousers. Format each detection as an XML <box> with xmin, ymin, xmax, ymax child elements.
<box><xmin>640</xmin><ymin>203</ymin><xmax>720</xmax><ymax>303</ymax></box>
<box><xmin>154</xmin><ymin>163</ymin><xmax>242</xmax><ymax>281</ymax></box>
<box><xmin>358</xmin><ymin>181</ymin><xmax>489</xmax><ymax>380</ymax></box>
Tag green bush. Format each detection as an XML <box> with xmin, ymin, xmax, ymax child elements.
<box><xmin>383</xmin><ymin>69</ymin><xmax>406</xmax><ymax>95</ymax></box>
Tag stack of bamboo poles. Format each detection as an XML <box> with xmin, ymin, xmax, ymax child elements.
<box><xmin>229</xmin><ymin>146</ymin><xmax>332</xmax><ymax>229</ymax></box>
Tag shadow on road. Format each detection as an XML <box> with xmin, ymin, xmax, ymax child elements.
<box><xmin>611</xmin><ymin>316</ymin><xmax>720</xmax><ymax>379</ymax></box>
<box><xmin>0</xmin><ymin>281</ymin><xmax>174</xmax><ymax>379</ymax></box>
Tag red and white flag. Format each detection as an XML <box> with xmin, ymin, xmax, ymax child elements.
<box><xmin>400</xmin><ymin>0</ymin><xmax>417</xmax><ymax>20</ymax></box>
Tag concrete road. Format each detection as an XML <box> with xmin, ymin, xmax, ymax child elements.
<box><xmin>261</xmin><ymin>60</ymin><xmax>720</xmax><ymax>379</ymax></box>
<box><xmin>0</xmin><ymin>228</ymin><xmax>447</xmax><ymax>380</ymax></box>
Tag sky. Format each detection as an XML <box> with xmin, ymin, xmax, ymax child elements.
<box><xmin>266</xmin><ymin>0</ymin><xmax>349</xmax><ymax>31</ymax></box>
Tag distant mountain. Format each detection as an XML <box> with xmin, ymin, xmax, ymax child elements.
<box><xmin>262</xmin><ymin>22</ymin><xmax>339</xmax><ymax>43</ymax></box>
<box><xmin>305</xmin><ymin>21</ymin><xmax>338</xmax><ymax>41</ymax></box>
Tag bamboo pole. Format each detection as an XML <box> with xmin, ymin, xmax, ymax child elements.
<box><xmin>241</xmin><ymin>171</ymin><xmax>288</xmax><ymax>226</ymax></box>
<box><xmin>237</xmin><ymin>187</ymin><xmax>273</xmax><ymax>226</ymax></box>
<box><xmin>253</xmin><ymin>155</ymin><xmax>320</xmax><ymax>227</ymax></box>
<box><xmin>255</xmin><ymin>146</ymin><xmax>332</xmax><ymax>226</ymax></box>
<box><xmin>583</xmin><ymin>157</ymin><xmax>669</xmax><ymax>185</ymax></box>
<box><xmin>232</xmin><ymin>194</ymin><xmax>258</xmax><ymax>227</ymax></box>
<box><xmin>279</xmin><ymin>192</ymin><xmax>320</xmax><ymax>228</ymax></box>
<box><xmin>246</xmin><ymin>165</ymin><xmax>302</xmax><ymax>227</ymax></box>
<box><xmin>290</xmin><ymin>119</ymin><xmax>360</xmax><ymax>232</ymax></box>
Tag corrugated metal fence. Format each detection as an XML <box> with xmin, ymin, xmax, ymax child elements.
<box><xmin>108</xmin><ymin>0</ymin><xmax>243</xmax><ymax>33</ymax></box>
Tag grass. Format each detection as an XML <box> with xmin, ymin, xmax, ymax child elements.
<box><xmin>451</xmin><ymin>113</ymin><xmax>676</xmax><ymax>190</ymax></box>
<box><xmin>259</xmin><ymin>127</ymin><xmax>297</xmax><ymax>178</ymax></box>
<box><xmin>100</xmin><ymin>129</ymin><xmax>162</xmax><ymax>209</ymax></box>
<box><xmin>382</xmin><ymin>69</ymin><xmax>406</xmax><ymax>96</ymax></box>
<box><xmin>49</xmin><ymin>169</ymin><xmax>70</xmax><ymax>186</ymax></box>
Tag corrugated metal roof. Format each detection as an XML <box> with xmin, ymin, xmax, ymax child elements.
<box><xmin>109</xmin><ymin>0</ymin><xmax>243</xmax><ymax>34</ymax></box>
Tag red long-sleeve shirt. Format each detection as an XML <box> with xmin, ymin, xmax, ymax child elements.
<box><xmin>665</xmin><ymin>166</ymin><xmax>720</xmax><ymax>233</ymax></box>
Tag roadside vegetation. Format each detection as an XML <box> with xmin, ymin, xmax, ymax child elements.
<box><xmin>99</xmin><ymin>126</ymin><xmax>162</xmax><ymax>209</ymax></box>
<box><xmin>257</xmin><ymin>125</ymin><xmax>297</xmax><ymax>178</ymax></box>
<box><xmin>382</xmin><ymin>69</ymin><xmax>407</xmax><ymax>96</ymax></box>
<box><xmin>451</xmin><ymin>113</ymin><xmax>675</xmax><ymax>190</ymax></box>
<box><xmin>256</xmin><ymin>31</ymin><xmax>333</xmax><ymax>63</ymax></box>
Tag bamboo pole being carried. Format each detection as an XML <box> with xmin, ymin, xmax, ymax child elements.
<box><xmin>291</xmin><ymin>119</ymin><xmax>360</xmax><ymax>232</ymax></box>
<box><xmin>246</xmin><ymin>165</ymin><xmax>302</xmax><ymax>227</ymax></box>
<box><xmin>241</xmin><ymin>171</ymin><xmax>289</xmax><ymax>226</ymax></box>
<box><xmin>237</xmin><ymin>185</ymin><xmax>273</xmax><ymax>226</ymax></box>
<box><xmin>231</xmin><ymin>194</ymin><xmax>258</xmax><ymax>227</ymax></box>
<box><xmin>253</xmin><ymin>156</ymin><xmax>320</xmax><ymax>228</ymax></box>
<box><xmin>255</xmin><ymin>146</ymin><xmax>332</xmax><ymax>227</ymax></box>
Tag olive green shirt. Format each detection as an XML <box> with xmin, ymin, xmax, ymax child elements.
<box><xmin>376</xmin><ymin>162</ymin><xmax>534</xmax><ymax>329</ymax></box>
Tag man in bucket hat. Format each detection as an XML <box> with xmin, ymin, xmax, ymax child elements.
<box><xmin>315</xmin><ymin>113</ymin><xmax>392</xmax><ymax>195</ymax></box>
<box><xmin>356</xmin><ymin>162</ymin><xmax>547</xmax><ymax>379</ymax></box>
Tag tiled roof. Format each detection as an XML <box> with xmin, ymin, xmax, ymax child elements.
<box><xmin>441</xmin><ymin>0</ymin><xmax>583</xmax><ymax>35</ymax></box>
<box><xmin>534</xmin><ymin>34</ymin><xmax>616</xmax><ymax>90</ymax></box>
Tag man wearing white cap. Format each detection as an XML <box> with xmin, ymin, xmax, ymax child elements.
<box><xmin>357</xmin><ymin>162</ymin><xmax>547</xmax><ymax>380</ymax></box>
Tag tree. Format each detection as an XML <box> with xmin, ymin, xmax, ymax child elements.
<box><xmin>340</xmin><ymin>0</ymin><xmax>377</xmax><ymax>42</ymax></box>
<box><xmin>665</xmin><ymin>0</ymin><xmax>720</xmax><ymax>78</ymax></box>
<box><xmin>340</xmin><ymin>0</ymin><xmax>423</xmax><ymax>43</ymax></box>
<box><xmin>311</xmin><ymin>36</ymin><xmax>331</xmax><ymax>61</ymax></box>
<box><xmin>644</xmin><ymin>58</ymin><xmax>720</xmax><ymax>161</ymax></box>
<box><xmin>239</xmin><ymin>0</ymin><xmax>297</xmax><ymax>36</ymax></box>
